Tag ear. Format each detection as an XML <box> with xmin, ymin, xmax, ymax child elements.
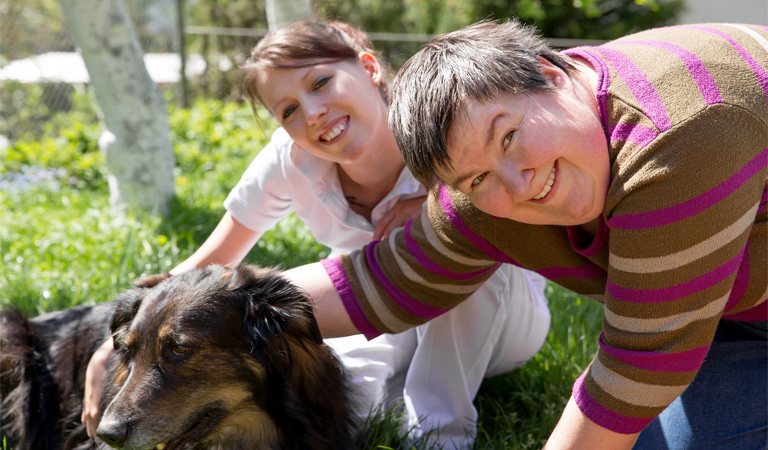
<box><xmin>241</xmin><ymin>268</ymin><xmax>356</xmax><ymax>448</ymax></box>
<box><xmin>242</xmin><ymin>269</ymin><xmax>321</xmax><ymax>373</ymax></box>
<box><xmin>537</xmin><ymin>56</ymin><xmax>569</xmax><ymax>89</ymax></box>
<box><xmin>359</xmin><ymin>51</ymin><xmax>382</xmax><ymax>86</ymax></box>
<box><xmin>109</xmin><ymin>288</ymin><xmax>145</xmax><ymax>349</ymax></box>
<box><xmin>132</xmin><ymin>271</ymin><xmax>172</xmax><ymax>288</ymax></box>
<box><xmin>110</xmin><ymin>272</ymin><xmax>169</xmax><ymax>345</ymax></box>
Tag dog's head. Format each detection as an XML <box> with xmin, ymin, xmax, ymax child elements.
<box><xmin>96</xmin><ymin>264</ymin><xmax>355</xmax><ymax>450</ymax></box>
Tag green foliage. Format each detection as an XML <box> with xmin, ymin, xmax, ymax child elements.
<box><xmin>0</xmin><ymin>98</ymin><xmax>604</xmax><ymax>449</ymax></box>
<box><xmin>0</xmin><ymin>0</ymin><xmax>73</xmax><ymax>60</ymax></box>
<box><xmin>170</xmin><ymin>98</ymin><xmax>270</xmax><ymax>181</ymax></box>
<box><xmin>0</xmin><ymin>86</ymin><xmax>103</xmax><ymax>188</ymax></box>
<box><xmin>0</xmin><ymin>97</ymin><xmax>328</xmax><ymax>317</ymax></box>
<box><xmin>177</xmin><ymin>0</ymin><xmax>683</xmax><ymax>98</ymax></box>
<box><xmin>473</xmin><ymin>286</ymin><xmax>603</xmax><ymax>448</ymax></box>
<box><xmin>313</xmin><ymin>0</ymin><xmax>684</xmax><ymax>40</ymax></box>
<box><xmin>359</xmin><ymin>401</ymin><xmax>444</xmax><ymax>449</ymax></box>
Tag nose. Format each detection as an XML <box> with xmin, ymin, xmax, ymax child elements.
<box><xmin>498</xmin><ymin>161</ymin><xmax>534</xmax><ymax>201</ymax></box>
<box><xmin>97</xmin><ymin>419</ymin><xmax>129</xmax><ymax>449</ymax></box>
<box><xmin>302</xmin><ymin>97</ymin><xmax>327</xmax><ymax>126</ymax></box>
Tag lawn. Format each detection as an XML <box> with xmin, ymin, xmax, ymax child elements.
<box><xmin>0</xmin><ymin>98</ymin><xmax>603</xmax><ymax>449</ymax></box>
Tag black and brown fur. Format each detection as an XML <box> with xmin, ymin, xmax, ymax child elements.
<box><xmin>0</xmin><ymin>264</ymin><xmax>357</xmax><ymax>450</ymax></box>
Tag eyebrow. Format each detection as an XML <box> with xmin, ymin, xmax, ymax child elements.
<box><xmin>451</xmin><ymin>113</ymin><xmax>506</xmax><ymax>188</ymax></box>
<box><xmin>269</xmin><ymin>67</ymin><xmax>318</xmax><ymax>115</ymax></box>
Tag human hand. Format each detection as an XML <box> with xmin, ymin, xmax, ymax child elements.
<box><xmin>372</xmin><ymin>195</ymin><xmax>427</xmax><ymax>240</ymax></box>
<box><xmin>82</xmin><ymin>337</ymin><xmax>113</xmax><ymax>438</ymax></box>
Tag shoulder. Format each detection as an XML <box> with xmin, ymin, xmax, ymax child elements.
<box><xmin>267</xmin><ymin>127</ymin><xmax>296</xmax><ymax>157</ymax></box>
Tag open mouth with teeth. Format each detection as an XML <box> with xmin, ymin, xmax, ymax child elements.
<box><xmin>533</xmin><ymin>163</ymin><xmax>557</xmax><ymax>200</ymax></box>
<box><xmin>154</xmin><ymin>407</ymin><xmax>225</xmax><ymax>450</ymax></box>
<box><xmin>320</xmin><ymin>118</ymin><xmax>347</xmax><ymax>142</ymax></box>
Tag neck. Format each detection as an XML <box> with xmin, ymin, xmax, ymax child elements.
<box><xmin>337</xmin><ymin>131</ymin><xmax>404</xmax><ymax>215</ymax></box>
<box><xmin>341</xmin><ymin>130</ymin><xmax>403</xmax><ymax>190</ymax></box>
<box><xmin>571</xmin><ymin>56</ymin><xmax>600</xmax><ymax>115</ymax></box>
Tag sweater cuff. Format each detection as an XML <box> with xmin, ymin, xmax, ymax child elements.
<box><xmin>320</xmin><ymin>257</ymin><xmax>382</xmax><ymax>340</ymax></box>
<box><xmin>572</xmin><ymin>370</ymin><xmax>655</xmax><ymax>435</ymax></box>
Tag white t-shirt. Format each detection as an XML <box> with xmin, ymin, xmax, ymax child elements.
<box><xmin>224</xmin><ymin>127</ymin><xmax>427</xmax><ymax>255</ymax></box>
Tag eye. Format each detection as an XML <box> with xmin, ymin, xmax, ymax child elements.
<box><xmin>471</xmin><ymin>172</ymin><xmax>487</xmax><ymax>187</ymax></box>
<box><xmin>282</xmin><ymin>104</ymin><xmax>297</xmax><ymax>120</ymax></box>
<box><xmin>313</xmin><ymin>76</ymin><xmax>330</xmax><ymax>90</ymax></box>
<box><xmin>503</xmin><ymin>130</ymin><xmax>515</xmax><ymax>148</ymax></box>
<box><xmin>171</xmin><ymin>344</ymin><xmax>190</xmax><ymax>356</ymax></box>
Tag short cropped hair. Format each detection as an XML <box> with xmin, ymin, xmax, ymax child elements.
<box><xmin>388</xmin><ymin>19</ymin><xmax>575</xmax><ymax>187</ymax></box>
<box><xmin>242</xmin><ymin>21</ymin><xmax>391</xmax><ymax>110</ymax></box>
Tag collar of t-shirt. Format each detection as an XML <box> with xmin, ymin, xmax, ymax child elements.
<box><xmin>289</xmin><ymin>142</ymin><xmax>426</xmax><ymax>228</ymax></box>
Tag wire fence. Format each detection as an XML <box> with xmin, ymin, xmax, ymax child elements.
<box><xmin>0</xmin><ymin>0</ymin><xmax>605</xmax><ymax>146</ymax></box>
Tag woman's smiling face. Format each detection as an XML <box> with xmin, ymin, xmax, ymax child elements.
<box><xmin>255</xmin><ymin>54</ymin><xmax>388</xmax><ymax>165</ymax></box>
<box><xmin>441</xmin><ymin>62</ymin><xmax>610</xmax><ymax>226</ymax></box>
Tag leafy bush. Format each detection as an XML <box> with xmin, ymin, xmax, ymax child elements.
<box><xmin>0</xmin><ymin>87</ymin><xmax>105</xmax><ymax>189</ymax></box>
<box><xmin>0</xmin><ymin>96</ymin><xmax>327</xmax><ymax>313</ymax></box>
<box><xmin>0</xmin><ymin>96</ymin><xmax>602</xmax><ymax>450</ymax></box>
<box><xmin>1</xmin><ymin>95</ymin><xmax>277</xmax><ymax>193</ymax></box>
<box><xmin>170</xmin><ymin>98</ymin><xmax>274</xmax><ymax>190</ymax></box>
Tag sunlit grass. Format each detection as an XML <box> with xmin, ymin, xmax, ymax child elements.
<box><xmin>0</xmin><ymin>99</ymin><xmax>603</xmax><ymax>449</ymax></box>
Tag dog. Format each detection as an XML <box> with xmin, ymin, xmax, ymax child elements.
<box><xmin>0</xmin><ymin>264</ymin><xmax>357</xmax><ymax>450</ymax></box>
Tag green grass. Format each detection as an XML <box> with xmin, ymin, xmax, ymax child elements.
<box><xmin>0</xmin><ymin>99</ymin><xmax>604</xmax><ymax>449</ymax></box>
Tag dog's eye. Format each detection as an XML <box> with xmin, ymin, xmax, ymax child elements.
<box><xmin>171</xmin><ymin>345</ymin><xmax>190</xmax><ymax>355</ymax></box>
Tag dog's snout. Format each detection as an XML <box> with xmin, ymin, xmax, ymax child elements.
<box><xmin>97</xmin><ymin>419</ymin><xmax>129</xmax><ymax>449</ymax></box>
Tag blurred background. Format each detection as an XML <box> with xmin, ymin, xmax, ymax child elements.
<box><xmin>0</xmin><ymin>3</ymin><xmax>765</xmax><ymax>447</ymax></box>
<box><xmin>2</xmin><ymin>0</ymin><xmax>765</xmax><ymax>146</ymax></box>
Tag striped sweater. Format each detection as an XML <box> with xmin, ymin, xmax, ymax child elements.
<box><xmin>322</xmin><ymin>24</ymin><xmax>768</xmax><ymax>434</ymax></box>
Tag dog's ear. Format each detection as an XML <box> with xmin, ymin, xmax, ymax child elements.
<box><xmin>109</xmin><ymin>288</ymin><xmax>145</xmax><ymax>350</ymax></box>
<box><xmin>110</xmin><ymin>272</ymin><xmax>170</xmax><ymax>346</ymax></box>
<box><xmin>132</xmin><ymin>271</ymin><xmax>172</xmax><ymax>288</ymax></box>
<box><xmin>241</xmin><ymin>268</ymin><xmax>321</xmax><ymax>373</ymax></box>
<box><xmin>240</xmin><ymin>266</ymin><xmax>356</xmax><ymax>449</ymax></box>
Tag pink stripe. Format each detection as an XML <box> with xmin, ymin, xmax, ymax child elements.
<box><xmin>437</xmin><ymin>184</ymin><xmax>605</xmax><ymax>283</ymax></box>
<box><xmin>609</xmin><ymin>123</ymin><xmax>659</xmax><ymax>147</ymax></box>
<box><xmin>759</xmin><ymin>186</ymin><xmax>768</xmax><ymax>215</ymax></box>
<box><xmin>568</xmin><ymin>216</ymin><xmax>609</xmax><ymax>258</ymax></box>
<box><xmin>403</xmin><ymin>221</ymin><xmax>500</xmax><ymax>281</ymax></box>
<box><xmin>599</xmin><ymin>334</ymin><xmax>710</xmax><ymax>373</ymax></box>
<box><xmin>321</xmin><ymin>258</ymin><xmax>380</xmax><ymax>339</ymax></box>
<box><xmin>722</xmin><ymin>300</ymin><xmax>768</xmax><ymax>321</ymax></box>
<box><xmin>607</xmin><ymin>247</ymin><xmax>745</xmax><ymax>304</ymax></box>
<box><xmin>723</xmin><ymin>245</ymin><xmax>750</xmax><ymax>314</ymax></box>
<box><xmin>684</xmin><ymin>25</ymin><xmax>768</xmax><ymax>103</ymax></box>
<box><xmin>613</xmin><ymin>40</ymin><xmax>723</xmax><ymax>105</ymax></box>
<box><xmin>438</xmin><ymin>185</ymin><xmax>519</xmax><ymax>265</ymax></box>
<box><xmin>572</xmin><ymin>371</ymin><xmax>654</xmax><ymax>434</ymax></box>
<box><xmin>538</xmin><ymin>263</ymin><xmax>605</xmax><ymax>281</ymax></box>
<box><xmin>365</xmin><ymin>240</ymin><xmax>449</xmax><ymax>320</ymax></box>
<box><xmin>593</xmin><ymin>46</ymin><xmax>672</xmax><ymax>132</ymax></box>
<box><xmin>607</xmin><ymin>148</ymin><xmax>768</xmax><ymax>229</ymax></box>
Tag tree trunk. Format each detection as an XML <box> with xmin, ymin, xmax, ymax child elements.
<box><xmin>265</xmin><ymin>0</ymin><xmax>314</xmax><ymax>31</ymax></box>
<box><xmin>58</xmin><ymin>0</ymin><xmax>175</xmax><ymax>215</ymax></box>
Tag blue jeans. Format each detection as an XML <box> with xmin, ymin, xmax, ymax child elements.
<box><xmin>633</xmin><ymin>320</ymin><xmax>768</xmax><ymax>450</ymax></box>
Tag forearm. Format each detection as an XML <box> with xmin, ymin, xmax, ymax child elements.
<box><xmin>171</xmin><ymin>212</ymin><xmax>262</xmax><ymax>275</ymax></box>
<box><xmin>283</xmin><ymin>262</ymin><xmax>358</xmax><ymax>338</ymax></box>
<box><xmin>545</xmin><ymin>396</ymin><xmax>639</xmax><ymax>450</ymax></box>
